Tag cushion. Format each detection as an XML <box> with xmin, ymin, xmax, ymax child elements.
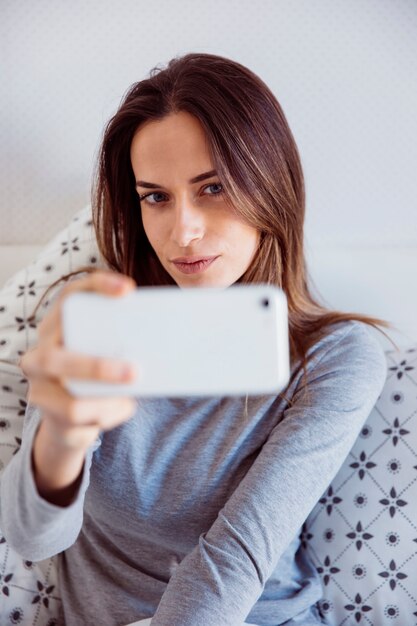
<box><xmin>0</xmin><ymin>205</ymin><xmax>104</xmax><ymax>624</ymax></box>
<box><xmin>301</xmin><ymin>345</ymin><xmax>417</xmax><ymax>625</ymax></box>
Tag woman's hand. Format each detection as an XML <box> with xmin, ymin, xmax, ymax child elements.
<box><xmin>19</xmin><ymin>271</ymin><xmax>138</xmax><ymax>503</ymax></box>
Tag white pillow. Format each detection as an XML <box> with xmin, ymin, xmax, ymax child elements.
<box><xmin>0</xmin><ymin>205</ymin><xmax>105</xmax><ymax>624</ymax></box>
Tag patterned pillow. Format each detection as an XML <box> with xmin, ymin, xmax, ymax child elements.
<box><xmin>301</xmin><ymin>346</ymin><xmax>417</xmax><ymax>625</ymax></box>
<box><xmin>0</xmin><ymin>205</ymin><xmax>105</xmax><ymax>625</ymax></box>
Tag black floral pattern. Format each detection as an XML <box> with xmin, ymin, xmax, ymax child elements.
<box><xmin>17</xmin><ymin>281</ymin><xmax>37</xmax><ymax>298</ymax></box>
<box><xmin>349</xmin><ymin>450</ymin><xmax>377</xmax><ymax>479</ymax></box>
<box><xmin>385</xmin><ymin>531</ymin><xmax>400</xmax><ymax>548</ymax></box>
<box><xmin>318</xmin><ymin>485</ymin><xmax>342</xmax><ymax>516</ymax></box>
<box><xmin>379</xmin><ymin>487</ymin><xmax>408</xmax><ymax>518</ymax></box>
<box><xmin>344</xmin><ymin>593</ymin><xmax>373</xmax><ymax>622</ymax></box>
<box><xmin>60</xmin><ymin>237</ymin><xmax>80</xmax><ymax>255</ymax></box>
<box><xmin>353</xmin><ymin>492</ymin><xmax>367</xmax><ymax>508</ymax></box>
<box><xmin>385</xmin><ymin>605</ymin><xmax>400</xmax><ymax>619</ymax></box>
<box><xmin>15</xmin><ymin>315</ymin><xmax>37</xmax><ymax>332</ymax></box>
<box><xmin>299</xmin><ymin>527</ymin><xmax>313</xmax><ymax>550</ymax></box>
<box><xmin>386</xmin><ymin>458</ymin><xmax>401</xmax><ymax>474</ymax></box>
<box><xmin>352</xmin><ymin>563</ymin><xmax>366</xmax><ymax>579</ymax></box>
<box><xmin>346</xmin><ymin>522</ymin><xmax>374</xmax><ymax>551</ymax></box>
<box><xmin>9</xmin><ymin>607</ymin><xmax>24</xmax><ymax>624</ymax></box>
<box><xmin>317</xmin><ymin>556</ymin><xmax>340</xmax><ymax>586</ymax></box>
<box><xmin>31</xmin><ymin>581</ymin><xmax>56</xmax><ymax>608</ymax></box>
<box><xmin>1</xmin><ymin>572</ymin><xmax>14</xmax><ymax>596</ymax></box>
<box><xmin>388</xmin><ymin>360</ymin><xmax>414</xmax><ymax>380</ymax></box>
<box><xmin>382</xmin><ymin>417</ymin><xmax>410</xmax><ymax>446</ymax></box>
<box><xmin>378</xmin><ymin>559</ymin><xmax>408</xmax><ymax>590</ymax></box>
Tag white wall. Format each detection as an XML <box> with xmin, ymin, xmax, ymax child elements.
<box><xmin>1</xmin><ymin>0</ymin><xmax>416</xmax><ymax>342</ymax></box>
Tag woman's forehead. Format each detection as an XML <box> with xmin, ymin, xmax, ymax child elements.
<box><xmin>130</xmin><ymin>112</ymin><xmax>214</xmax><ymax>180</ymax></box>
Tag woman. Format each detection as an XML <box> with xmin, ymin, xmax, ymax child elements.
<box><xmin>0</xmin><ymin>53</ymin><xmax>392</xmax><ymax>626</ymax></box>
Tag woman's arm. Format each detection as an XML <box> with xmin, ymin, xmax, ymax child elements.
<box><xmin>32</xmin><ymin>418</ymin><xmax>88</xmax><ymax>506</ymax></box>
<box><xmin>0</xmin><ymin>403</ymin><xmax>99</xmax><ymax>562</ymax></box>
<box><xmin>150</xmin><ymin>322</ymin><xmax>387</xmax><ymax>626</ymax></box>
<box><xmin>0</xmin><ymin>271</ymin><xmax>137</xmax><ymax>562</ymax></box>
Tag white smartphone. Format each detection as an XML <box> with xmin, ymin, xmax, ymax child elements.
<box><xmin>61</xmin><ymin>284</ymin><xmax>290</xmax><ymax>397</ymax></box>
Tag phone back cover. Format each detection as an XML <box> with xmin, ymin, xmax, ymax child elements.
<box><xmin>62</xmin><ymin>285</ymin><xmax>289</xmax><ymax>397</ymax></box>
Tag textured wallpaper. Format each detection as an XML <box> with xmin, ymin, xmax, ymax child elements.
<box><xmin>1</xmin><ymin>0</ymin><xmax>416</xmax><ymax>245</ymax></box>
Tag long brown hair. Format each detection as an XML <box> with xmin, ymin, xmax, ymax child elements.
<box><xmin>32</xmin><ymin>52</ymin><xmax>396</xmax><ymax>384</ymax></box>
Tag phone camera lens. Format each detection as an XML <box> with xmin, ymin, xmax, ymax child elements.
<box><xmin>261</xmin><ymin>298</ymin><xmax>269</xmax><ymax>308</ymax></box>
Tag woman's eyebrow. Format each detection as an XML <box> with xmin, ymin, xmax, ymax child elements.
<box><xmin>135</xmin><ymin>169</ymin><xmax>217</xmax><ymax>189</ymax></box>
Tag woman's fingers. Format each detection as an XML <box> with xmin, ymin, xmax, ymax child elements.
<box><xmin>21</xmin><ymin>345</ymin><xmax>136</xmax><ymax>384</ymax></box>
<box><xmin>19</xmin><ymin>270</ymin><xmax>139</xmax><ymax>452</ymax></box>
<box><xmin>29</xmin><ymin>377</ymin><xmax>137</xmax><ymax>430</ymax></box>
<box><xmin>38</xmin><ymin>270</ymin><xmax>136</xmax><ymax>345</ymax></box>
<box><xmin>55</xmin><ymin>270</ymin><xmax>136</xmax><ymax>304</ymax></box>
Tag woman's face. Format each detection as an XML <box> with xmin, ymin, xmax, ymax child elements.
<box><xmin>130</xmin><ymin>111</ymin><xmax>260</xmax><ymax>288</ymax></box>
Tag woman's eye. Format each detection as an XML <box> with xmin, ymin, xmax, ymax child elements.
<box><xmin>139</xmin><ymin>192</ymin><xmax>167</xmax><ymax>205</ymax></box>
<box><xmin>203</xmin><ymin>182</ymin><xmax>223</xmax><ymax>196</ymax></box>
<box><xmin>139</xmin><ymin>183</ymin><xmax>223</xmax><ymax>205</ymax></box>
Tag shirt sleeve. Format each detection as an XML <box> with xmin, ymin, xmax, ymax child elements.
<box><xmin>150</xmin><ymin>322</ymin><xmax>387</xmax><ymax>626</ymax></box>
<box><xmin>0</xmin><ymin>402</ymin><xmax>100</xmax><ymax>562</ymax></box>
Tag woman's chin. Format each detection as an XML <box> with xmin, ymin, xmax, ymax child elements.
<box><xmin>176</xmin><ymin>274</ymin><xmax>232</xmax><ymax>289</ymax></box>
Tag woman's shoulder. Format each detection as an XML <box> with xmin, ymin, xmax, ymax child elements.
<box><xmin>314</xmin><ymin>319</ymin><xmax>385</xmax><ymax>360</ymax></box>
<box><xmin>305</xmin><ymin>319</ymin><xmax>387</xmax><ymax>391</ymax></box>
<box><xmin>282</xmin><ymin>320</ymin><xmax>388</xmax><ymax>413</ymax></box>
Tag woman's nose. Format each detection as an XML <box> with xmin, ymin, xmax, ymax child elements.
<box><xmin>170</xmin><ymin>201</ymin><xmax>205</xmax><ymax>248</ymax></box>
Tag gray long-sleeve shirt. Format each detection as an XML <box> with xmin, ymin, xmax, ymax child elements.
<box><xmin>0</xmin><ymin>320</ymin><xmax>387</xmax><ymax>626</ymax></box>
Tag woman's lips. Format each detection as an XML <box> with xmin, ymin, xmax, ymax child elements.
<box><xmin>171</xmin><ymin>256</ymin><xmax>219</xmax><ymax>275</ymax></box>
